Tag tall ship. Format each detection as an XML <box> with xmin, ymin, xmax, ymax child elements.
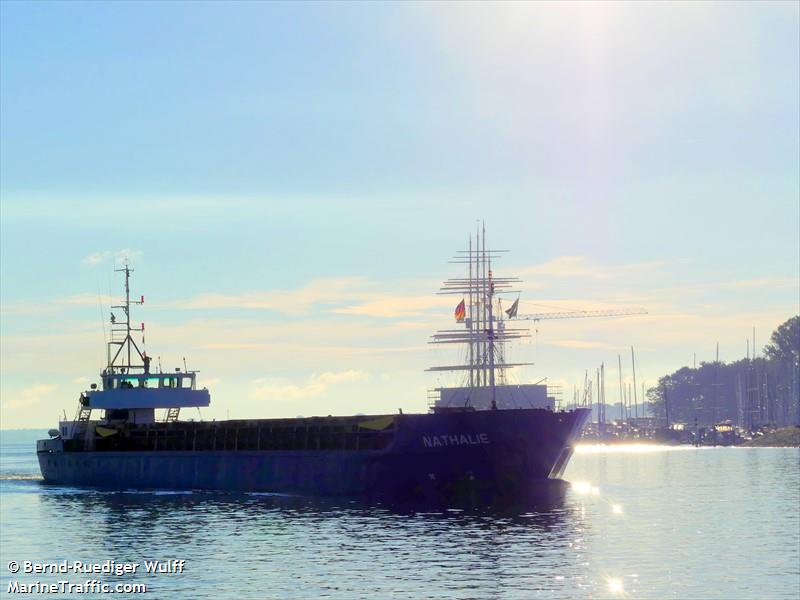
<box><xmin>37</xmin><ymin>229</ymin><xmax>590</xmax><ymax>503</ymax></box>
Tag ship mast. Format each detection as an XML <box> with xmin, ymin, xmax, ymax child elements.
<box><xmin>107</xmin><ymin>263</ymin><xmax>146</xmax><ymax>373</ymax></box>
<box><xmin>485</xmin><ymin>223</ymin><xmax>496</xmax><ymax>402</ymax></box>
<box><xmin>468</xmin><ymin>234</ymin><xmax>473</xmax><ymax>387</ymax></box>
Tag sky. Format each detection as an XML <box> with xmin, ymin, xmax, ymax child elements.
<box><xmin>1</xmin><ymin>1</ymin><xmax>798</xmax><ymax>429</ymax></box>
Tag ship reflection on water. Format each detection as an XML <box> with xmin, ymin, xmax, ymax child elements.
<box><xmin>28</xmin><ymin>481</ymin><xmax>593</xmax><ymax>599</ymax></box>
<box><xmin>36</xmin><ymin>477</ymin><xmax>579</xmax><ymax>519</ymax></box>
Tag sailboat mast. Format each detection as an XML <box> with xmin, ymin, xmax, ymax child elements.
<box><xmin>596</xmin><ymin>367</ymin><xmax>600</xmax><ymax>426</ymax></box>
<box><xmin>618</xmin><ymin>354</ymin><xmax>625</xmax><ymax>424</ymax></box>
<box><xmin>714</xmin><ymin>342</ymin><xmax>720</xmax><ymax>424</ymax></box>
<box><xmin>631</xmin><ymin>346</ymin><xmax>638</xmax><ymax>419</ymax></box>
<box><xmin>600</xmin><ymin>362</ymin><xmax>606</xmax><ymax>428</ymax></box>
<box><xmin>488</xmin><ymin>253</ymin><xmax>496</xmax><ymax>403</ymax></box>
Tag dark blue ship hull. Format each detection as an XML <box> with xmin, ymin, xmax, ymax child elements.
<box><xmin>38</xmin><ymin>409</ymin><xmax>590</xmax><ymax>503</ymax></box>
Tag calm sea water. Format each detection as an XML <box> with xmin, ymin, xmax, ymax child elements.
<box><xmin>1</xmin><ymin>431</ymin><xmax>798</xmax><ymax>600</ymax></box>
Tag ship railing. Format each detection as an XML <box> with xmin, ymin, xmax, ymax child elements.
<box><xmin>427</xmin><ymin>389</ymin><xmax>439</xmax><ymax>409</ymax></box>
<box><xmin>60</xmin><ymin>418</ymin><xmax>102</xmax><ymax>442</ymax></box>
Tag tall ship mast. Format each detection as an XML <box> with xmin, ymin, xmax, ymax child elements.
<box><xmin>429</xmin><ymin>224</ymin><xmax>553</xmax><ymax>412</ymax></box>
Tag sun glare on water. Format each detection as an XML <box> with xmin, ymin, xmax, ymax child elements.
<box><xmin>576</xmin><ymin>443</ymin><xmax>697</xmax><ymax>454</ymax></box>
<box><xmin>607</xmin><ymin>577</ymin><xmax>624</xmax><ymax>595</ymax></box>
<box><xmin>571</xmin><ymin>480</ymin><xmax>600</xmax><ymax>495</ymax></box>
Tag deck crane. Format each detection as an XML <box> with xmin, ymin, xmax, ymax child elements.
<box><xmin>511</xmin><ymin>308</ymin><xmax>648</xmax><ymax>322</ymax></box>
<box><xmin>495</xmin><ymin>306</ymin><xmax>647</xmax><ymax>410</ymax></box>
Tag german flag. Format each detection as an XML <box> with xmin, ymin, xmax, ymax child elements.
<box><xmin>454</xmin><ymin>299</ymin><xmax>466</xmax><ymax>322</ymax></box>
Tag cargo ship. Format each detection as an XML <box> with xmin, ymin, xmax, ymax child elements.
<box><xmin>37</xmin><ymin>229</ymin><xmax>590</xmax><ymax>503</ymax></box>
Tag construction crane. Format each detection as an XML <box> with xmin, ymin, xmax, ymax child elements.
<box><xmin>511</xmin><ymin>308</ymin><xmax>648</xmax><ymax>322</ymax></box>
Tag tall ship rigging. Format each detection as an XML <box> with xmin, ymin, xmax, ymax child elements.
<box><xmin>430</xmin><ymin>225</ymin><xmax>553</xmax><ymax>412</ymax></box>
<box><xmin>37</xmin><ymin>229</ymin><xmax>590</xmax><ymax>503</ymax></box>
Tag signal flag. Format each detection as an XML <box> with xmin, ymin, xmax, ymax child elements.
<box><xmin>455</xmin><ymin>300</ymin><xmax>466</xmax><ymax>322</ymax></box>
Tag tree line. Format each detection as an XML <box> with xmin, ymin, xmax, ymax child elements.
<box><xmin>645</xmin><ymin>316</ymin><xmax>799</xmax><ymax>429</ymax></box>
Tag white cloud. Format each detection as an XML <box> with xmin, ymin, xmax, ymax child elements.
<box><xmin>176</xmin><ymin>277</ymin><xmax>373</xmax><ymax>315</ymax></box>
<box><xmin>709</xmin><ymin>277</ymin><xmax>798</xmax><ymax>291</ymax></box>
<box><xmin>515</xmin><ymin>256</ymin><xmax>673</xmax><ymax>282</ymax></box>
<box><xmin>0</xmin><ymin>303</ymin><xmax>62</xmax><ymax>316</ymax></box>
<box><xmin>173</xmin><ymin>276</ymin><xmax>456</xmax><ymax>320</ymax></box>
<box><xmin>547</xmin><ymin>340</ymin><xmax>622</xmax><ymax>350</ymax></box>
<box><xmin>314</xmin><ymin>371</ymin><xmax>369</xmax><ymax>385</ymax></box>
<box><xmin>1</xmin><ymin>384</ymin><xmax>58</xmax><ymax>410</ymax></box>
<box><xmin>59</xmin><ymin>293</ymin><xmax>115</xmax><ymax>306</ymax></box>
<box><xmin>82</xmin><ymin>248</ymin><xmax>142</xmax><ymax>266</ymax></box>
<box><xmin>331</xmin><ymin>295</ymin><xmax>452</xmax><ymax>318</ymax></box>
<box><xmin>250</xmin><ymin>370</ymin><xmax>369</xmax><ymax>402</ymax></box>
